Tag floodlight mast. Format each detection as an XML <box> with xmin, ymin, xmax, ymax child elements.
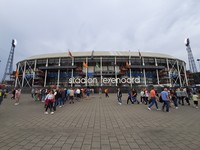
<box><xmin>1</xmin><ymin>39</ymin><xmax>17</xmax><ymax>83</ymax></box>
<box><xmin>184</xmin><ymin>38</ymin><xmax>190</xmax><ymax>46</ymax></box>
<box><xmin>12</xmin><ymin>39</ymin><xmax>17</xmax><ymax>48</ymax></box>
<box><xmin>185</xmin><ymin>38</ymin><xmax>197</xmax><ymax>73</ymax></box>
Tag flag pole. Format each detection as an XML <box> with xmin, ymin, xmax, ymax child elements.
<box><xmin>129</xmin><ymin>50</ymin><xmax>132</xmax><ymax>88</ymax></box>
<box><xmin>139</xmin><ymin>50</ymin><xmax>146</xmax><ymax>86</ymax></box>
<box><xmin>68</xmin><ymin>49</ymin><xmax>74</xmax><ymax>87</ymax></box>
<box><xmin>15</xmin><ymin>64</ymin><xmax>19</xmax><ymax>87</ymax></box>
<box><xmin>71</xmin><ymin>56</ymin><xmax>74</xmax><ymax>87</ymax></box>
<box><xmin>86</xmin><ymin>57</ymin><xmax>88</xmax><ymax>87</ymax></box>
<box><xmin>138</xmin><ymin>49</ymin><xmax>142</xmax><ymax>77</ymax></box>
<box><xmin>115</xmin><ymin>56</ymin><xmax>117</xmax><ymax>87</ymax></box>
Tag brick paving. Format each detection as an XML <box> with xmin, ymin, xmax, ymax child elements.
<box><xmin>0</xmin><ymin>93</ymin><xmax>200</xmax><ymax>150</ymax></box>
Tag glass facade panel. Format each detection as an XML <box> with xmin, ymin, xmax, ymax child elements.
<box><xmin>145</xmin><ymin>70</ymin><xmax>157</xmax><ymax>84</ymax></box>
<box><xmin>46</xmin><ymin>70</ymin><xmax>58</xmax><ymax>86</ymax></box>
<box><xmin>36</xmin><ymin>59</ymin><xmax>46</xmax><ymax>68</ymax></box>
<box><xmin>48</xmin><ymin>58</ymin><xmax>59</xmax><ymax>66</ymax></box>
<box><xmin>60</xmin><ymin>58</ymin><xmax>72</xmax><ymax>66</ymax></box>
<box><xmin>131</xmin><ymin>57</ymin><xmax>141</xmax><ymax>65</ymax></box>
<box><xmin>144</xmin><ymin>57</ymin><xmax>155</xmax><ymax>66</ymax></box>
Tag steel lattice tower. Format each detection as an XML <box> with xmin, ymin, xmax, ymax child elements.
<box><xmin>185</xmin><ymin>38</ymin><xmax>197</xmax><ymax>73</ymax></box>
<box><xmin>1</xmin><ymin>39</ymin><xmax>17</xmax><ymax>83</ymax></box>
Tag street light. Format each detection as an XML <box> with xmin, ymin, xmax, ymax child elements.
<box><xmin>197</xmin><ymin>59</ymin><xmax>200</xmax><ymax>72</ymax></box>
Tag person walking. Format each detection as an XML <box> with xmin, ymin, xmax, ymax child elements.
<box><xmin>127</xmin><ymin>89</ymin><xmax>133</xmax><ymax>104</ymax></box>
<box><xmin>31</xmin><ymin>88</ymin><xmax>35</xmax><ymax>100</ymax></box>
<box><xmin>0</xmin><ymin>87</ymin><xmax>4</xmax><ymax>105</ymax></box>
<box><xmin>99</xmin><ymin>88</ymin><xmax>102</xmax><ymax>99</ymax></box>
<box><xmin>183</xmin><ymin>88</ymin><xmax>190</xmax><ymax>105</ymax></box>
<box><xmin>179</xmin><ymin>88</ymin><xmax>185</xmax><ymax>105</ymax></box>
<box><xmin>105</xmin><ymin>88</ymin><xmax>109</xmax><ymax>98</ymax></box>
<box><xmin>176</xmin><ymin>88</ymin><xmax>181</xmax><ymax>105</ymax></box>
<box><xmin>148</xmin><ymin>87</ymin><xmax>159</xmax><ymax>110</ymax></box>
<box><xmin>41</xmin><ymin>88</ymin><xmax>46</xmax><ymax>102</ymax></box>
<box><xmin>14</xmin><ymin>88</ymin><xmax>21</xmax><ymax>105</ymax></box>
<box><xmin>11</xmin><ymin>88</ymin><xmax>16</xmax><ymax>99</ymax></box>
<box><xmin>132</xmin><ymin>89</ymin><xmax>139</xmax><ymax>104</ymax></box>
<box><xmin>140</xmin><ymin>88</ymin><xmax>145</xmax><ymax>103</ymax></box>
<box><xmin>117</xmin><ymin>88</ymin><xmax>122</xmax><ymax>105</ymax></box>
<box><xmin>53</xmin><ymin>89</ymin><xmax>59</xmax><ymax>111</ymax></box>
<box><xmin>144</xmin><ymin>88</ymin><xmax>149</xmax><ymax>105</ymax></box>
<box><xmin>76</xmin><ymin>88</ymin><xmax>81</xmax><ymax>100</ymax></box>
<box><xmin>161</xmin><ymin>88</ymin><xmax>170</xmax><ymax>112</ymax></box>
<box><xmin>192</xmin><ymin>92</ymin><xmax>199</xmax><ymax>108</ymax></box>
<box><xmin>58</xmin><ymin>89</ymin><xmax>64</xmax><ymax>107</ymax></box>
<box><xmin>86</xmin><ymin>88</ymin><xmax>90</xmax><ymax>99</ymax></box>
<box><xmin>44</xmin><ymin>90</ymin><xmax>55</xmax><ymax>115</ymax></box>
<box><xmin>69</xmin><ymin>88</ymin><xmax>74</xmax><ymax>104</ymax></box>
<box><xmin>170</xmin><ymin>90</ymin><xmax>178</xmax><ymax>109</ymax></box>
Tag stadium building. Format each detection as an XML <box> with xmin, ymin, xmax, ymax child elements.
<box><xmin>15</xmin><ymin>51</ymin><xmax>188</xmax><ymax>90</ymax></box>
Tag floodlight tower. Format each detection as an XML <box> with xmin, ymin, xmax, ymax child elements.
<box><xmin>1</xmin><ymin>39</ymin><xmax>17</xmax><ymax>83</ymax></box>
<box><xmin>185</xmin><ymin>38</ymin><xmax>197</xmax><ymax>73</ymax></box>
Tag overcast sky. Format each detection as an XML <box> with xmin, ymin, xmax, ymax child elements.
<box><xmin>0</xmin><ymin>0</ymin><xmax>200</xmax><ymax>80</ymax></box>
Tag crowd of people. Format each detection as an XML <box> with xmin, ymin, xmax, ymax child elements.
<box><xmin>31</xmin><ymin>87</ymin><xmax>94</xmax><ymax>115</ymax></box>
<box><xmin>0</xmin><ymin>85</ymin><xmax>199</xmax><ymax>115</ymax></box>
<box><xmin>119</xmin><ymin>86</ymin><xmax>200</xmax><ymax>112</ymax></box>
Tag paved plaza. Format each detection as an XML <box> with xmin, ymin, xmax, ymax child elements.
<box><xmin>0</xmin><ymin>93</ymin><xmax>200</xmax><ymax>150</ymax></box>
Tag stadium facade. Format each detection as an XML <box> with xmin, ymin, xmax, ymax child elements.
<box><xmin>15</xmin><ymin>51</ymin><xmax>188</xmax><ymax>89</ymax></box>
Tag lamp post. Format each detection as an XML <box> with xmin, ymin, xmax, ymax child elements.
<box><xmin>197</xmin><ymin>59</ymin><xmax>200</xmax><ymax>72</ymax></box>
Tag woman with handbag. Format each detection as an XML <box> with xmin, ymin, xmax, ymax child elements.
<box><xmin>44</xmin><ymin>90</ymin><xmax>55</xmax><ymax>115</ymax></box>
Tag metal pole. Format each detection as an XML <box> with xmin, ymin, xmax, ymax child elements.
<box><xmin>44</xmin><ymin>59</ymin><xmax>48</xmax><ymax>87</ymax></box>
<box><xmin>85</xmin><ymin>57</ymin><xmax>88</xmax><ymax>87</ymax></box>
<box><xmin>177</xmin><ymin>60</ymin><xmax>182</xmax><ymax>87</ymax></box>
<box><xmin>115</xmin><ymin>56</ymin><xmax>117</xmax><ymax>87</ymax></box>
<box><xmin>71</xmin><ymin>57</ymin><xmax>74</xmax><ymax>87</ymax></box>
<box><xmin>155</xmin><ymin>58</ymin><xmax>160</xmax><ymax>85</ymax></box>
<box><xmin>57</xmin><ymin>58</ymin><xmax>61</xmax><ymax>88</ymax></box>
<box><xmin>142</xmin><ymin>58</ymin><xmax>146</xmax><ymax>85</ymax></box>
<box><xmin>129</xmin><ymin>53</ymin><xmax>132</xmax><ymax>88</ymax></box>
<box><xmin>166</xmin><ymin>58</ymin><xmax>172</xmax><ymax>87</ymax></box>
<box><xmin>183</xmin><ymin>62</ymin><xmax>188</xmax><ymax>86</ymax></box>
<box><xmin>22</xmin><ymin>61</ymin><xmax>27</xmax><ymax>87</ymax></box>
<box><xmin>15</xmin><ymin>63</ymin><xmax>19</xmax><ymax>87</ymax></box>
<box><xmin>32</xmin><ymin>59</ymin><xmax>37</xmax><ymax>87</ymax></box>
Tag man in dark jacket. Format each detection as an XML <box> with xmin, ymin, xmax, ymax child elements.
<box><xmin>132</xmin><ymin>89</ymin><xmax>140</xmax><ymax>104</ymax></box>
<box><xmin>127</xmin><ymin>90</ymin><xmax>133</xmax><ymax>104</ymax></box>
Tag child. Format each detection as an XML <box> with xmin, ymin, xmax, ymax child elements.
<box><xmin>192</xmin><ymin>92</ymin><xmax>199</xmax><ymax>108</ymax></box>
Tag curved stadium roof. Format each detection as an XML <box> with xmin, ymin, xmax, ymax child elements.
<box><xmin>24</xmin><ymin>51</ymin><xmax>178</xmax><ymax>60</ymax></box>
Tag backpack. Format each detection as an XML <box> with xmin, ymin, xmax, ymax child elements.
<box><xmin>159</xmin><ymin>95</ymin><xmax>163</xmax><ymax>103</ymax></box>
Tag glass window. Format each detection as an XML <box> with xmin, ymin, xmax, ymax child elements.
<box><xmin>36</xmin><ymin>59</ymin><xmax>47</xmax><ymax>68</ymax></box>
<box><xmin>131</xmin><ymin>57</ymin><xmax>141</xmax><ymax>65</ymax></box>
<box><xmin>60</xmin><ymin>58</ymin><xmax>71</xmax><ymax>66</ymax></box>
<box><xmin>144</xmin><ymin>58</ymin><xmax>155</xmax><ymax>65</ymax></box>
<box><xmin>48</xmin><ymin>58</ymin><xmax>59</xmax><ymax>66</ymax></box>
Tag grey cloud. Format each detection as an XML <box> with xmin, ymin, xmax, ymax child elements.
<box><xmin>0</xmin><ymin>0</ymin><xmax>200</xmax><ymax>80</ymax></box>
